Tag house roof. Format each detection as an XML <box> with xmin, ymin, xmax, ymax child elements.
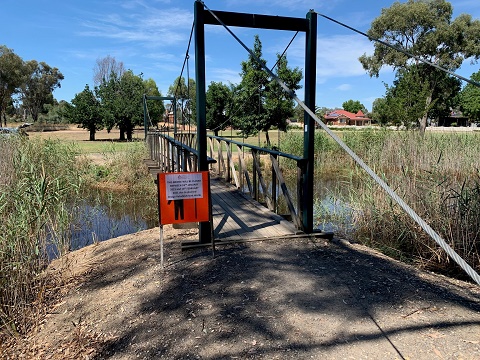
<box><xmin>324</xmin><ymin>109</ymin><xmax>370</xmax><ymax>120</ymax></box>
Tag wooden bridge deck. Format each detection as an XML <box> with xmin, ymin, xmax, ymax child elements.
<box><xmin>210</xmin><ymin>177</ymin><xmax>299</xmax><ymax>242</ymax></box>
<box><xmin>146</xmin><ymin>159</ymin><xmax>301</xmax><ymax>243</ymax></box>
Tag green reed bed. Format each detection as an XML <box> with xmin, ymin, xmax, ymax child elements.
<box><xmin>0</xmin><ymin>137</ymin><xmax>83</xmax><ymax>336</ymax></box>
<box><xmin>281</xmin><ymin>129</ymin><xmax>480</xmax><ymax>279</ymax></box>
<box><xmin>0</xmin><ymin>136</ymin><xmax>156</xmax><ymax>339</ymax></box>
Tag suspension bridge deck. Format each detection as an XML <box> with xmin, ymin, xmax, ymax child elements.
<box><xmin>210</xmin><ymin>177</ymin><xmax>299</xmax><ymax>242</ymax></box>
<box><xmin>147</xmin><ymin>160</ymin><xmax>301</xmax><ymax>242</ymax></box>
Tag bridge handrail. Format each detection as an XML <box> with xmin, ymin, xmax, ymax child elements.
<box><xmin>148</xmin><ymin>131</ymin><xmax>216</xmax><ymax>164</ymax></box>
<box><xmin>207</xmin><ymin>134</ymin><xmax>303</xmax><ymax>163</ymax></box>
<box><xmin>207</xmin><ymin>134</ymin><xmax>304</xmax><ymax>229</ymax></box>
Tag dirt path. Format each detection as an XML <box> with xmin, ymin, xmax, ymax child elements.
<box><xmin>6</xmin><ymin>226</ymin><xmax>480</xmax><ymax>359</ymax></box>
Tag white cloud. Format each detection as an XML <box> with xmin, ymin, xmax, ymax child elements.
<box><xmin>336</xmin><ymin>83</ymin><xmax>351</xmax><ymax>91</ymax></box>
<box><xmin>78</xmin><ymin>6</ymin><xmax>192</xmax><ymax>47</ymax></box>
<box><xmin>316</xmin><ymin>35</ymin><xmax>373</xmax><ymax>79</ymax></box>
<box><xmin>286</xmin><ymin>34</ymin><xmax>373</xmax><ymax>82</ymax></box>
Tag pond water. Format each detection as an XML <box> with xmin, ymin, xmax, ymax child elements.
<box><xmin>69</xmin><ymin>188</ymin><xmax>158</xmax><ymax>251</ymax></box>
<box><xmin>62</xmin><ymin>176</ymin><xmax>355</xmax><ymax>256</ymax></box>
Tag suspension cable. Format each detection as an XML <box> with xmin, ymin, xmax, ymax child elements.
<box><xmin>201</xmin><ymin>1</ymin><xmax>480</xmax><ymax>285</ymax></box>
<box><xmin>315</xmin><ymin>12</ymin><xmax>480</xmax><ymax>89</ymax></box>
<box><xmin>174</xmin><ymin>22</ymin><xmax>195</xmax><ymax>96</ymax></box>
<box><xmin>172</xmin><ymin>21</ymin><xmax>195</xmax><ymax>136</ymax></box>
<box><xmin>144</xmin><ymin>98</ymin><xmax>154</xmax><ymax>129</ymax></box>
<box><xmin>187</xmin><ymin>53</ymin><xmax>192</xmax><ymax>135</ymax></box>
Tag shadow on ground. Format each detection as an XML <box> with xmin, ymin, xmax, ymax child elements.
<box><xmin>74</xmin><ymin>234</ymin><xmax>480</xmax><ymax>359</ymax></box>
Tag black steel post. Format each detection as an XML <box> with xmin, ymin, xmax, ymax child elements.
<box><xmin>195</xmin><ymin>1</ymin><xmax>212</xmax><ymax>243</ymax></box>
<box><xmin>302</xmin><ymin>10</ymin><xmax>317</xmax><ymax>233</ymax></box>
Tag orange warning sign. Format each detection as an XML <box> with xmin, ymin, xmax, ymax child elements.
<box><xmin>157</xmin><ymin>171</ymin><xmax>210</xmax><ymax>225</ymax></box>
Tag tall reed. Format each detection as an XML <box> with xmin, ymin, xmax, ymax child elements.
<box><xmin>84</xmin><ymin>141</ymin><xmax>155</xmax><ymax>197</ymax></box>
<box><xmin>0</xmin><ymin>137</ymin><xmax>83</xmax><ymax>336</ymax></box>
<box><xmin>281</xmin><ymin>128</ymin><xmax>480</xmax><ymax>279</ymax></box>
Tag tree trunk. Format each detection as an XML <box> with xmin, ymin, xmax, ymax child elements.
<box><xmin>265</xmin><ymin>131</ymin><xmax>271</xmax><ymax>148</ymax></box>
<box><xmin>119</xmin><ymin>127</ymin><xmax>126</xmax><ymax>141</ymax></box>
<box><xmin>419</xmin><ymin>92</ymin><xmax>433</xmax><ymax>136</ymax></box>
<box><xmin>89</xmin><ymin>129</ymin><xmax>95</xmax><ymax>141</ymax></box>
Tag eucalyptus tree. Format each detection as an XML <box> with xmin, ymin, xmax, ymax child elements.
<box><xmin>459</xmin><ymin>70</ymin><xmax>480</xmax><ymax>124</ymax></box>
<box><xmin>0</xmin><ymin>46</ymin><xmax>25</xmax><ymax>126</ymax></box>
<box><xmin>21</xmin><ymin>60</ymin><xmax>64</xmax><ymax>122</ymax></box>
<box><xmin>359</xmin><ymin>0</ymin><xmax>480</xmax><ymax>134</ymax></box>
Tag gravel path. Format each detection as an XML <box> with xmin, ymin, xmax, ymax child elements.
<box><xmin>9</xmin><ymin>226</ymin><xmax>480</xmax><ymax>359</ymax></box>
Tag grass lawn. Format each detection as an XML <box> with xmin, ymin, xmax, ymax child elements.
<box><xmin>27</xmin><ymin>125</ymin><xmax>145</xmax><ymax>154</ymax></box>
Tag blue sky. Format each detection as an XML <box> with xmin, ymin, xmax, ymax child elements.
<box><xmin>2</xmin><ymin>0</ymin><xmax>479</xmax><ymax>111</ymax></box>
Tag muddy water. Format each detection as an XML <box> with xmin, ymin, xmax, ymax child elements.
<box><xmin>68</xmin><ymin>176</ymin><xmax>354</xmax><ymax>252</ymax></box>
<box><xmin>69</xmin><ymin>188</ymin><xmax>158</xmax><ymax>251</ymax></box>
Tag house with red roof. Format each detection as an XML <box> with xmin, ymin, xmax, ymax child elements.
<box><xmin>324</xmin><ymin>109</ymin><xmax>371</xmax><ymax>126</ymax></box>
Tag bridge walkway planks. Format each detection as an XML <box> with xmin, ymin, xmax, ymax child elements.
<box><xmin>146</xmin><ymin>163</ymin><xmax>301</xmax><ymax>243</ymax></box>
<box><xmin>210</xmin><ymin>177</ymin><xmax>299</xmax><ymax>242</ymax></box>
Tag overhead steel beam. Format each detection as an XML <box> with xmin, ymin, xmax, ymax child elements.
<box><xmin>203</xmin><ymin>10</ymin><xmax>309</xmax><ymax>32</ymax></box>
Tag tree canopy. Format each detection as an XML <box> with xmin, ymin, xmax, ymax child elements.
<box><xmin>264</xmin><ymin>53</ymin><xmax>302</xmax><ymax>134</ymax></box>
<box><xmin>235</xmin><ymin>35</ymin><xmax>269</xmax><ymax>137</ymax></box>
<box><xmin>206</xmin><ymin>81</ymin><xmax>235</xmax><ymax>136</ymax></box>
<box><xmin>96</xmin><ymin>70</ymin><xmax>146</xmax><ymax>140</ymax></box>
<box><xmin>168</xmin><ymin>76</ymin><xmax>196</xmax><ymax>126</ymax></box>
<box><xmin>93</xmin><ymin>55</ymin><xmax>125</xmax><ymax>86</ymax></box>
<box><xmin>234</xmin><ymin>35</ymin><xmax>302</xmax><ymax>141</ymax></box>
<box><xmin>0</xmin><ymin>45</ymin><xmax>24</xmax><ymax>126</ymax></box>
<box><xmin>359</xmin><ymin>0</ymin><xmax>480</xmax><ymax>133</ymax></box>
<box><xmin>0</xmin><ymin>46</ymin><xmax>64</xmax><ymax>125</ymax></box>
<box><xmin>144</xmin><ymin>78</ymin><xmax>165</xmax><ymax>128</ymax></box>
<box><xmin>21</xmin><ymin>60</ymin><xmax>64</xmax><ymax>122</ymax></box>
<box><xmin>68</xmin><ymin>85</ymin><xmax>103</xmax><ymax>140</ymax></box>
<box><xmin>459</xmin><ymin>70</ymin><xmax>480</xmax><ymax>123</ymax></box>
<box><xmin>342</xmin><ymin>100</ymin><xmax>366</xmax><ymax>114</ymax></box>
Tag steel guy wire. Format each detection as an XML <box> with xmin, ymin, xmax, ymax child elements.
<box><xmin>201</xmin><ymin>1</ymin><xmax>480</xmax><ymax>285</ymax></box>
<box><xmin>315</xmin><ymin>12</ymin><xmax>480</xmax><ymax>89</ymax></box>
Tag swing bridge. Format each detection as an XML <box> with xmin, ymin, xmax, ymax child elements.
<box><xmin>143</xmin><ymin>1</ymin><xmax>480</xmax><ymax>285</ymax></box>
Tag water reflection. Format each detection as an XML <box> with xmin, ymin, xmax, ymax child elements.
<box><xmin>64</xmin><ymin>175</ymin><xmax>354</xmax><ymax>255</ymax></box>
<box><xmin>241</xmin><ymin>170</ymin><xmax>356</xmax><ymax>236</ymax></box>
<box><xmin>70</xmin><ymin>188</ymin><xmax>158</xmax><ymax>250</ymax></box>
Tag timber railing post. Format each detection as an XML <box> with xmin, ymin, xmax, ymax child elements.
<box><xmin>252</xmin><ymin>149</ymin><xmax>258</xmax><ymax>201</ymax></box>
<box><xmin>271</xmin><ymin>153</ymin><xmax>277</xmax><ymax>213</ymax></box>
